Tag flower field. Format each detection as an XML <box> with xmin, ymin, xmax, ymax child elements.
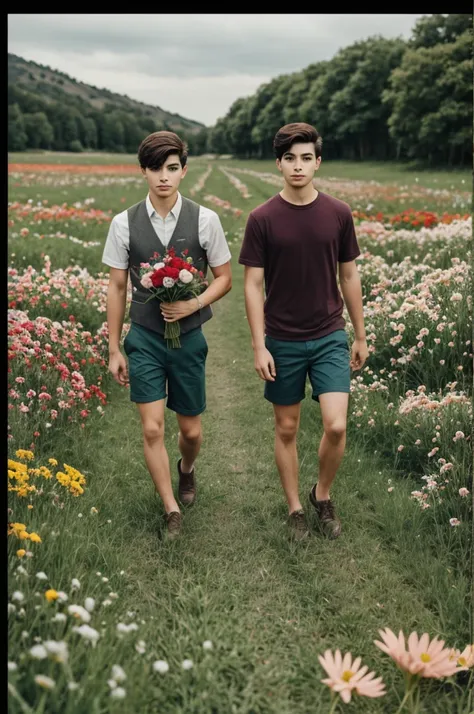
<box><xmin>7</xmin><ymin>154</ymin><xmax>472</xmax><ymax>713</ymax></box>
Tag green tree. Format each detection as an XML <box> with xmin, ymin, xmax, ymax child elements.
<box><xmin>410</xmin><ymin>13</ymin><xmax>472</xmax><ymax>48</ymax></box>
<box><xmin>23</xmin><ymin>112</ymin><xmax>54</xmax><ymax>149</ymax></box>
<box><xmin>328</xmin><ymin>37</ymin><xmax>406</xmax><ymax>160</ymax></box>
<box><xmin>8</xmin><ymin>103</ymin><xmax>28</xmax><ymax>151</ymax></box>
<box><xmin>383</xmin><ymin>25</ymin><xmax>472</xmax><ymax>165</ymax></box>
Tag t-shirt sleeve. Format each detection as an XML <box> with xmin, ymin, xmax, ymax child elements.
<box><xmin>338</xmin><ymin>208</ymin><xmax>361</xmax><ymax>263</ymax></box>
<box><xmin>101</xmin><ymin>212</ymin><xmax>130</xmax><ymax>269</ymax></box>
<box><xmin>199</xmin><ymin>209</ymin><xmax>232</xmax><ymax>268</ymax></box>
<box><xmin>238</xmin><ymin>213</ymin><xmax>265</xmax><ymax>267</ymax></box>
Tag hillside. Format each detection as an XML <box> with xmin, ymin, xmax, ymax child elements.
<box><xmin>8</xmin><ymin>53</ymin><xmax>205</xmax><ymax>135</ymax></box>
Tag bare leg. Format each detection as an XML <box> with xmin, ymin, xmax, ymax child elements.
<box><xmin>273</xmin><ymin>403</ymin><xmax>302</xmax><ymax>514</ymax></box>
<box><xmin>138</xmin><ymin>400</ymin><xmax>179</xmax><ymax>514</ymax></box>
<box><xmin>176</xmin><ymin>413</ymin><xmax>202</xmax><ymax>473</ymax></box>
<box><xmin>315</xmin><ymin>393</ymin><xmax>349</xmax><ymax>501</ymax></box>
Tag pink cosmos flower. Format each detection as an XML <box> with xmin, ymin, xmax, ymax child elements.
<box><xmin>318</xmin><ymin>649</ymin><xmax>386</xmax><ymax>704</ymax></box>
<box><xmin>375</xmin><ymin>629</ymin><xmax>469</xmax><ymax>678</ymax></box>
<box><xmin>459</xmin><ymin>488</ymin><xmax>469</xmax><ymax>497</ymax></box>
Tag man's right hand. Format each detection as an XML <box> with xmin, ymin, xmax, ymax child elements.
<box><xmin>108</xmin><ymin>350</ymin><xmax>129</xmax><ymax>386</ymax></box>
<box><xmin>254</xmin><ymin>346</ymin><xmax>276</xmax><ymax>381</ymax></box>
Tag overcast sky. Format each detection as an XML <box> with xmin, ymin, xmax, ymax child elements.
<box><xmin>8</xmin><ymin>14</ymin><xmax>426</xmax><ymax>127</ymax></box>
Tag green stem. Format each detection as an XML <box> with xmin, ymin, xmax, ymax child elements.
<box><xmin>7</xmin><ymin>683</ymin><xmax>33</xmax><ymax>714</ymax></box>
<box><xmin>394</xmin><ymin>677</ymin><xmax>420</xmax><ymax>714</ymax></box>
<box><xmin>328</xmin><ymin>694</ymin><xmax>340</xmax><ymax>714</ymax></box>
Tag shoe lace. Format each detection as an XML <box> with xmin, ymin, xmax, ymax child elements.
<box><xmin>167</xmin><ymin>511</ymin><xmax>181</xmax><ymax>528</ymax></box>
<box><xmin>181</xmin><ymin>472</ymin><xmax>194</xmax><ymax>490</ymax></box>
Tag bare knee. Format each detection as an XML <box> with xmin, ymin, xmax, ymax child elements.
<box><xmin>325</xmin><ymin>421</ymin><xmax>346</xmax><ymax>442</ymax></box>
<box><xmin>179</xmin><ymin>422</ymin><xmax>202</xmax><ymax>445</ymax></box>
<box><xmin>143</xmin><ymin>420</ymin><xmax>164</xmax><ymax>445</ymax></box>
<box><xmin>275</xmin><ymin>416</ymin><xmax>298</xmax><ymax>444</ymax></box>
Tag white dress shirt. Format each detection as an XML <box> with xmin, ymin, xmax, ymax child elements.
<box><xmin>102</xmin><ymin>192</ymin><xmax>231</xmax><ymax>269</ymax></box>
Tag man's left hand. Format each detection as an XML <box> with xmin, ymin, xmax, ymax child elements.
<box><xmin>161</xmin><ymin>299</ymin><xmax>197</xmax><ymax>322</ymax></box>
<box><xmin>350</xmin><ymin>339</ymin><xmax>369</xmax><ymax>371</ymax></box>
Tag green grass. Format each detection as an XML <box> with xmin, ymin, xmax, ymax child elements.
<box><xmin>8</xmin><ymin>157</ymin><xmax>472</xmax><ymax>713</ymax></box>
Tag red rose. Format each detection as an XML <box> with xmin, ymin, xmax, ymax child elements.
<box><xmin>168</xmin><ymin>257</ymin><xmax>187</xmax><ymax>270</ymax></box>
<box><xmin>151</xmin><ymin>269</ymin><xmax>165</xmax><ymax>287</ymax></box>
<box><xmin>162</xmin><ymin>266</ymin><xmax>180</xmax><ymax>280</ymax></box>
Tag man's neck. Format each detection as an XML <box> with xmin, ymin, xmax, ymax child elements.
<box><xmin>149</xmin><ymin>191</ymin><xmax>179</xmax><ymax>218</ymax></box>
<box><xmin>280</xmin><ymin>184</ymin><xmax>318</xmax><ymax>206</ymax></box>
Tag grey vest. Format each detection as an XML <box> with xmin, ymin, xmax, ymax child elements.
<box><xmin>128</xmin><ymin>197</ymin><xmax>213</xmax><ymax>335</ymax></box>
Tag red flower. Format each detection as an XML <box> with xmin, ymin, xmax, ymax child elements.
<box><xmin>162</xmin><ymin>266</ymin><xmax>180</xmax><ymax>280</ymax></box>
<box><xmin>151</xmin><ymin>270</ymin><xmax>165</xmax><ymax>287</ymax></box>
<box><xmin>168</xmin><ymin>257</ymin><xmax>187</xmax><ymax>270</ymax></box>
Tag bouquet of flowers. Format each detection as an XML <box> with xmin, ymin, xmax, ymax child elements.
<box><xmin>136</xmin><ymin>247</ymin><xmax>207</xmax><ymax>348</ymax></box>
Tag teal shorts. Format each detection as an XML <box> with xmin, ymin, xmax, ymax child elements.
<box><xmin>264</xmin><ymin>329</ymin><xmax>351</xmax><ymax>405</ymax></box>
<box><xmin>123</xmin><ymin>322</ymin><xmax>208</xmax><ymax>415</ymax></box>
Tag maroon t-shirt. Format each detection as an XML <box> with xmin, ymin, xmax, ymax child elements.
<box><xmin>238</xmin><ymin>191</ymin><xmax>360</xmax><ymax>341</ymax></box>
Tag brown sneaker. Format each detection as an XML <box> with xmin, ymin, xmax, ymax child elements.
<box><xmin>164</xmin><ymin>511</ymin><xmax>182</xmax><ymax>539</ymax></box>
<box><xmin>287</xmin><ymin>509</ymin><xmax>310</xmax><ymax>541</ymax></box>
<box><xmin>177</xmin><ymin>459</ymin><xmax>196</xmax><ymax>506</ymax></box>
<box><xmin>309</xmin><ymin>485</ymin><xmax>341</xmax><ymax>539</ymax></box>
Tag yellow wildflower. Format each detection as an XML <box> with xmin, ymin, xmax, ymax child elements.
<box><xmin>17</xmin><ymin>485</ymin><xmax>36</xmax><ymax>498</ymax></box>
<box><xmin>27</xmin><ymin>505</ymin><xmax>33</xmax><ymax>510</ymax></box>
<box><xmin>69</xmin><ymin>481</ymin><xmax>84</xmax><ymax>496</ymax></box>
<box><xmin>56</xmin><ymin>472</ymin><xmax>71</xmax><ymax>487</ymax></box>
<box><xmin>7</xmin><ymin>522</ymin><xmax>26</xmax><ymax>536</ymax></box>
<box><xmin>8</xmin><ymin>460</ymin><xmax>28</xmax><ymax>474</ymax></box>
<box><xmin>15</xmin><ymin>449</ymin><xmax>34</xmax><ymax>461</ymax></box>
<box><xmin>48</xmin><ymin>458</ymin><xmax>58</xmax><ymax>466</ymax></box>
<box><xmin>16</xmin><ymin>549</ymin><xmax>26</xmax><ymax>557</ymax></box>
<box><xmin>45</xmin><ymin>589</ymin><xmax>58</xmax><ymax>602</ymax></box>
<box><xmin>64</xmin><ymin>464</ymin><xmax>86</xmax><ymax>486</ymax></box>
<box><xmin>19</xmin><ymin>531</ymin><xmax>30</xmax><ymax>540</ymax></box>
<box><xmin>28</xmin><ymin>468</ymin><xmax>41</xmax><ymax>477</ymax></box>
<box><xmin>39</xmin><ymin>466</ymin><xmax>52</xmax><ymax>479</ymax></box>
<box><xmin>29</xmin><ymin>532</ymin><xmax>42</xmax><ymax>543</ymax></box>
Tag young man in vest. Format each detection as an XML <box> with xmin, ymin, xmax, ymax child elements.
<box><xmin>102</xmin><ymin>131</ymin><xmax>232</xmax><ymax>539</ymax></box>
<box><xmin>238</xmin><ymin>122</ymin><xmax>368</xmax><ymax>541</ymax></box>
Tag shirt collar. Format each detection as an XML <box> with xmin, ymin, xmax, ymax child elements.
<box><xmin>146</xmin><ymin>192</ymin><xmax>182</xmax><ymax>219</ymax></box>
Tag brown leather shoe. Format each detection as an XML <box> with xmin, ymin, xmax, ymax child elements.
<box><xmin>287</xmin><ymin>509</ymin><xmax>310</xmax><ymax>541</ymax></box>
<box><xmin>309</xmin><ymin>485</ymin><xmax>341</xmax><ymax>539</ymax></box>
<box><xmin>164</xmin><ymin>510</ymin><xmax>182</xmax><ymax>539</ymax></box>
<box><xmin>177</xmin><ymin>459</ymin><xmax>196</xmax><ymax>506</ymax></box>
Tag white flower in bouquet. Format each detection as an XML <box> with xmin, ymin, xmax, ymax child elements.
<box><xmin>179</xmin><ymin>269</ymin><xmax>193</xmax><ymax>284</ymax></box>
<box><xmin>163</xmin><ymin>277</ymin><xmax>176</xmax><ymax>288</ymax></box>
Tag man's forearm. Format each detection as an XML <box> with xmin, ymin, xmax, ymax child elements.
<box><xmin>197</xmin><ymin>274</ymin><xmax>231</xmax><ymax>308</ymax></box>
<box><xmin>340</xmin><ymin>274</ymin><xmax>366</xmax><ymax>340</ymax></box>
<box><xmin>244</xmin><ymin>283</ymin><xmax>266</xmax><ymax>350</ymax></box>
<box><xmin>107</xmin><ymin>283</ymin><xmax>127</xmax><ymax>353</ymax></box>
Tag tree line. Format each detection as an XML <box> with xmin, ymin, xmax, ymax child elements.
<box><xmin>8</xmin><ymin>14</ymin><xmax>473</xmax><ymax>166</ymax></box>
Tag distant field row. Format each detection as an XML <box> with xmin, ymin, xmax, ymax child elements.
<box><xmin>8</xmin><ymin>152</ymin><xmax>472</xmax><ymax>191</ymax></box>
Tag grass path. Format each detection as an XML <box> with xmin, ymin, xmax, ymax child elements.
<box><xmin>54</xmin><ymin>248</ymin><xmax>470</xmax><ymax>714</ymax></box>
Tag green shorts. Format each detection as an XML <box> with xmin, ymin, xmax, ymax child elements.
<box><xmin>264</xmin><ymin>329</ymin><xmax>351</xmax><ymax>405</ymax></box>
<box><xmin>123</xmin><ymin>322</ymin><xmax>208</xmax><ymax>415</ymax></box>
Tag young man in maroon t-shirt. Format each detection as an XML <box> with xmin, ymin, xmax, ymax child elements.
<box><xmin>239</xmin><ymin>122</ymin><xmax>368</xmax><ymax>541</ymax></box>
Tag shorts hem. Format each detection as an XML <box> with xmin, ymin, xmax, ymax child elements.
<box><xmin>264</xmin><ymin>393</ymin><xmax>305</xmax><ymax>406</ymax></box>
<box><xmin>131</xmin><ymin>392</ymin><xmax>166</xmax><ymax>404</ymax></box>
<box><xmin>312</xmin><ymin>388</ymin><xmax>350</xmax><ymax>401</ymax></box>
<box><xmin>166</xmin><ymin>403</ymin><xmax>206</xmax><ymax>416</ymax></box>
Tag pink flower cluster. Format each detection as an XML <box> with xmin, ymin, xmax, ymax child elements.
<box><xmin>203</xmin><ymin>194</ymin><xmax>243</xmax><ymax>218</ymax></box>
<box><xmin>8</xmin><ymin>310</ymin><xmax>109</xmax><ymax>443</ymax></box>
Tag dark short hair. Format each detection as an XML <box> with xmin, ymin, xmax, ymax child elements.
<box><xmin>273</xmin><ymin>122</ymin><xmax>322</xmax><ymax>160</ymax></box>
<box><xmin>138</xmin><ymin>130</ymin><xmax>188</xmax><ymax>170</ymax></box>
